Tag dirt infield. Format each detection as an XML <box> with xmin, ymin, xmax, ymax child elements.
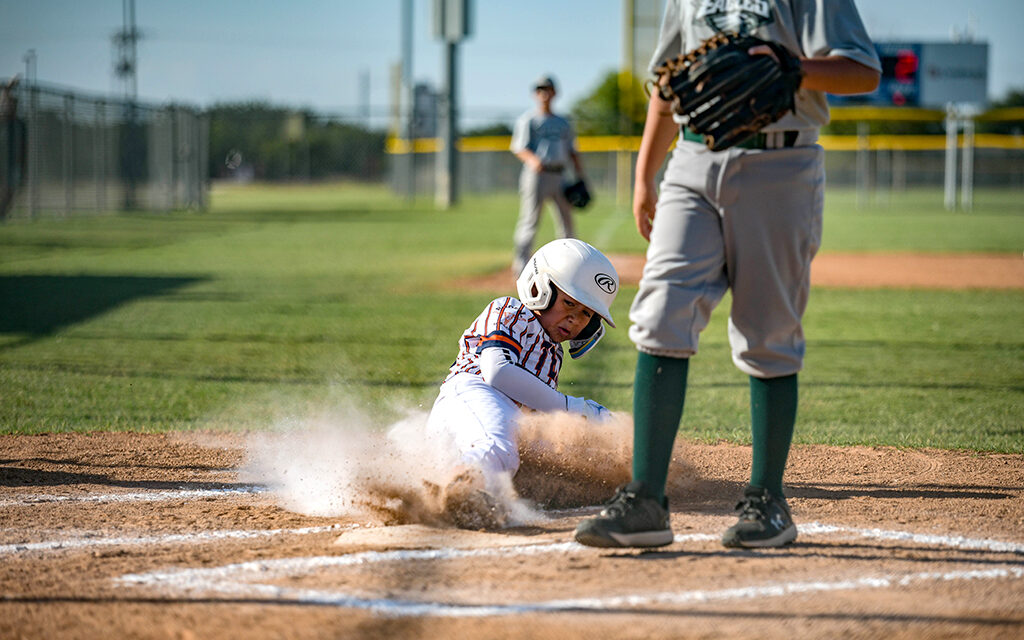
<box><xmin>451</xmin><ymin>252</ymin><xmax>1024</xmax><ymax>292</ymax></box>
<box><xmin>2</xmin><ymin>432</ymin><xmax>1022</xmax><ymax>639</ymax></box>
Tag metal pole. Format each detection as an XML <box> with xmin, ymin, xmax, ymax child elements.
<box><xmin>943</xmin><ymin>104</ymin><xmax>958</xmax><ymax>211</ymax></box>
<box><xmin>96</xmin><ymin>100</ymin><xmax>105</xmax><ymax>211</ymax></box>
<box><xmin>960</xmin><ymin>116</ymin><xmax>974</xmax><ymax>212</ymax></box>
<box><xmin>23</xmin><ymin>49</ymin><xmax>36</xmax><ymax>86</ymax></box>
<box><xmin>856</xmin><ymin>121</ymin><xmax>869</xmax><ymax>209</ymax></box>
<box><xmin>64</xmin><ymin>93</ymin><xmax>74</xmax><ymax>216</ymax></box>
<box><xmin>401</xmin><ymin>0</ymin><xmax>415</xmax><ymax>201</ymax></box>
<box><xmin>27</xmin><ymin>85</ymin><xmax>38</xmax><ymax>219</ymax></box>
<box><xmin>436</xmin><ymin>40</ymin><xmax>458</xmax><ymax>209</ymax></box>
<box><xmin>617</xmin><ymin>0</ymin><xmax>635</xmax><ymax>208</ymax></box>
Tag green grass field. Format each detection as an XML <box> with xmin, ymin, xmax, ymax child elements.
<box><xmin>1</xmin><ymin>183</ymin><xmax>1021</xmax><ymax>452</ymax></box>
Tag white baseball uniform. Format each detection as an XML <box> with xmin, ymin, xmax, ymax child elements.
<box><xmin>425</xmin><ymin>296</ymin><xmax>571</xmax><ymax>480</ymax></box>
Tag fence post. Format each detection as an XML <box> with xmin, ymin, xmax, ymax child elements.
<box><xmin>855</xmin><ymin>121</ymin><xmax>869</xmax><ymax>209</ymax></box>
<box><xmin>170</xmin><ymin>107</ymin><xmax>178</xmax><ymax>211</ymax></box>
<box><xmin>960</xmin><ymin>116</ymin><xmax>974</xmax><ymax>212</ymax></box>
<box><xmin>26</xmin><ymin>84</ymin><xmax>38</xmax><ymax>219</ymax></box>
<box><xmin>95</xmin><ymin>100</ymin><xmax>103</xmax><ymax>211</ymax></box>
<box><xmin>943</xmin><ymin>104</ymin><xmax>958</xmax><ymax>211</ymax></box>
<box><xmin>64</xmin><ymin>93</ymin><xmax>74</xmax><ymax>215</ymax></box>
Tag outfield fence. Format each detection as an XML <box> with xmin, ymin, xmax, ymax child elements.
<box><xmin>0</xmin><ymin>79</ymin><xmax>208</xmax><ymax>220</ymax></box>
<box><xmin>388</xmin><ymin>133</ymin><xmax>1024</xmax><ymax>206</ymax></box>
<box><xmin>388</xmin><ymin>107</ymin><xmax>1024</xmax><ymax>209</ymax></box>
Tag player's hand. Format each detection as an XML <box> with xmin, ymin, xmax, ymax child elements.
<box><xmin>633</xmin><ymin>178</ymin><xmax>658</xmax><ymax>241</ymax></box>
<box><xmin>566</xmin><ymin>395</ymin><xmax>611</xmax><ymax>422</ymax></box>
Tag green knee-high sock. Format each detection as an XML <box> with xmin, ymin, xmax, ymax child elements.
<box><xmin>632</xmin><ymin>352</ymin><xmax>689</xmax><ymax>503</ymax></box>
<box><xmin>749</xmin><ymin>374</ymin><xmax>798</xmax><ymax>497</ymax></box>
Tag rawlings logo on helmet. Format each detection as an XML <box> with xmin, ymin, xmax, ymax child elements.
<box><xmin>594</xmin><ymin>273</ymin><xmax>616</xmax><ymax>295</ymax></box>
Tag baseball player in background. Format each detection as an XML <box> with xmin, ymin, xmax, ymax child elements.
<box><xmin>575</xmin><ymin>0</ymin><xmax>880</xmax><ymax>549</ymax></box>
<box><xmin>425</xmin><ymin>239</ymin><xmax>618</xmax><ymax>525</ymax></box>
<box><xmin>510</xmin><ymin>76</ymin><xmax>587</xmax><ymax>275</ymax></box>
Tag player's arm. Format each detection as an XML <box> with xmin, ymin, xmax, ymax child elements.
<box><xmin>798</xmin><ymin>55</ymin><xmax>880</xmax><ymax>94</ymax></box>
<box><xmin>633</xmin><ymin>90</ymin><xmax>679</xmax><ymax>241</ymax></box>
<box><xmin>514</xmin><ymin>148</ymin><xmax>543</xmax><ymax>172</ymax></box>
<box><xmin>568</xmin><ymin>125</ymin><xmax>585</xmax><ymax>179</ymax></box>
<box><xmin>478</xmin><ymin>348</ymin><xmax>607</xmax><ymax>420</ymax></box>
<box><xmin>511</xmin><ymin>116</ymin><xmax>542</xmax><ymax>172</ymax></box>
<box><xmin>569</xmin><ymin>148</ymin><xmax>584</xmax><ymax>179</ymax></box>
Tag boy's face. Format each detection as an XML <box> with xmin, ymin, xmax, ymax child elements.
<box><xmin>536</xmin><ymin>288</ymin><xmax>595</xmax><ymax>343</ymax></box>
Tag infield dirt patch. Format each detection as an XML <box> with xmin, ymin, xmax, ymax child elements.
<box><xmin>451</xmin><ymin>252</ymin><xmax>1024</xmax><ymax>292</ymax></box>
<box><xmin>1</xmin><ymin>431</ymin><xmax>1022</xmax><ymax>639</ymax></box>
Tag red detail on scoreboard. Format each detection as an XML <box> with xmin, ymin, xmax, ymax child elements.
<box><xmin>893</xmin><ymin>50</ymin><xmax>919</xmax><ymax>84</ymax></box>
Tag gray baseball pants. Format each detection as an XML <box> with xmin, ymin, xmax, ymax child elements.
<box><xmin>513</xmin><ymin>167</ymin><xmax>575</xmax><ymax>274</ymax></box>
<box><xmin>628</xmin><ymin>139</ymin><xmax>825</xmax><ymax>378</ymax></box>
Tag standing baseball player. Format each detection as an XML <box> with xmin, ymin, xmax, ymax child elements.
<box><xmin>510</xmin><ymin>76</ymin><xmax>587</xmax><ymax>275</ymax></box>
<box><xmin>575</xmin><ymin>0</ymin><xmax>880</xmax><ymax>549</ymax></box>
<box><xmin>425</xmin><ymin>239</ymin><xmax>618</xmax><ymax>525</ymax></box>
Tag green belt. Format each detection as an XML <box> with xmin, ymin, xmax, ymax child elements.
<box><xmin>681</xmin><ymin>128</ymin><xmax>798</xmax><ymax>149</ymax></box>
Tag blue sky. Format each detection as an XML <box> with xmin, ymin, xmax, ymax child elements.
<box><xmin>1</xmin><ymin>0</ymin><xmax>1021</xmax><ymax>127</ymax></box>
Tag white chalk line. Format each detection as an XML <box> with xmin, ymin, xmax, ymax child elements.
<box><xmin>0</xmin><ymin>486</ymin><xmax>267</xmax><ymax>508</ymax></box>
<box><xmin>5</xmin><ymin>517</ymin><xmax>1022</xmax><ymax>560</ymax></box>
<box><xmin>111</xmin><ymin>522</ymin><xmax>1024</xmax><ymax>617</ymax></box>
<box><xmin>0</xmin><ymin>524</ymin><xmax>349</xmax><ymax>556</ymax></box>
<box><xmin>798</xmin><ymin>522</ymin><xmax>1024</xmax><ymax>554</ymax></box>
<box><xmin>118</xmin><ymin>561</ymin><xmax>1024</xmax><ymax>618</ymax></box>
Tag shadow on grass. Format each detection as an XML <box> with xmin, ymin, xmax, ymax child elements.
<box><xmin>0</xmin><ymin>274</ymin><xmax>206</xmax><ymax>349</ymax></box>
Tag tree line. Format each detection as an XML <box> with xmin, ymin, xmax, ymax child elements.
<box><xmin>207</xmin><ymin>79</ymin><xmax>1022</xmax><ymax>181</ymax></box>
<box><xmin>207</xmin><ymin>103</ymin><xmax>388</xmax><ymax>181</ymax></box>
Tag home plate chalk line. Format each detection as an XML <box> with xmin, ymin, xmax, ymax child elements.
<box><xmin>103</xmin><ymin>522</ymin><xmax>1024</xmax><ymax>618</ymax></box>
<box><xmin>0</xmin><ymin>486</ymin><xmax>267</xmax><ymax>507</ymax></box>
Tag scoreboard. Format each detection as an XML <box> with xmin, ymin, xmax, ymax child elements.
<box><xmin>830</xmin><ymin>42</ymin><xmax>989</xmax><ymax>108</ymax></box>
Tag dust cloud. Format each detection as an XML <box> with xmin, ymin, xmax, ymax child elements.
<box><xmin>241</xmin><ymin>404</ymin><xmax>674</xmax><ymax>529</ymax></box>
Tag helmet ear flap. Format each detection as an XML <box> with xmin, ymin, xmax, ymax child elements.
<box><xmin>542</xmin><ymin>285</ymin><xmax>557</xmax><ymax>311</ymax></box>
<box><xmin>518</xmin><ymin>269</ymin><xmax>554</xmax><ymax>312</ymax></box>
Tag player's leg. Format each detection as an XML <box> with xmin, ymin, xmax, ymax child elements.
<box><xmin>425</xmin><ymin>374</ymin><xmax>523</xmax><ymax>481</ymax></box>
<box><xmin>720</xmin><ymin>145</ymin><xmax>825</xmax><ymax>548</ymax></box>
<box><xmin>512</xmin><ymin>168</ymin><xmax>544</xmax><ymax>274</ymax></box>
<box><xmin>627</xmin><ymin>147</ymin><xmax>729</xmax><ymax>503</ymax></box>
<box><xmin>576</xmin><ymin>146</ymin><xmax>728</xmax><ymax>548</ymax></box>
<box><xmin>425</xmin><ymin>375</ymin><xmax>523</xmax><ymax>528</ymax></box>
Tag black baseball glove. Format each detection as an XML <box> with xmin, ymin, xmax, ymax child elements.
<box><xmin>653</xmin><ymin>31</ymin><xmax>803</xmax><ymax>152</ymax></box>
<box><xmin>563</xmin><ymin>179</ymin><xmax>592</xmax><ymax>209</ymax></box>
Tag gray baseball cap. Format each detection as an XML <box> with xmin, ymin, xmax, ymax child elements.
<box><xmin>534</xmin><ymin>75</ymin><xmax>556</xmax><ymax>91</ymax></box>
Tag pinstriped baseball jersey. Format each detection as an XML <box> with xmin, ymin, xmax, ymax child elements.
<box><xmin>444</xmin><ymin>297</ymin><xmax>562</xmax><ymax>389</ymax></box>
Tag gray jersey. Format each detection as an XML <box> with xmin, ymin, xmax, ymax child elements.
<box><xmin>650</xmin><ymin>0</ymin><xmax>881</xmax><ymax>131</ymax></box>
<box><xmin>511</xmin><ymin>111</ymin><xmax>577</xmax><ymax>168</ymax></box>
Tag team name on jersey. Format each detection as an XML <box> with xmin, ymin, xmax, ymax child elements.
<box><xmin>695</xmin><ymin>0</ymin><xmax>773</xmax><ymax>33</ymax></box>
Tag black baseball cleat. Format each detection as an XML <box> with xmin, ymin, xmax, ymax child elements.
<box><xmin>721</xmin><ymin>485</ymin><xmax>797</xmax><ymax>548</ymax></box>
<box><xmin>574</xmin><ymin>481</ymin><xmax>673</xmax><ymax>548</ymax></box>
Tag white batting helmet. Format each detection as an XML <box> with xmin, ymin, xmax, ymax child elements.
<box><xmin>516</xmin><ymin>239</ymin><xmax>619</xmax><ymax>359</ymax></box>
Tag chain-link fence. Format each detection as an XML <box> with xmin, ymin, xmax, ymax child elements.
<box><xmin>0</xmin><ymin>79</ymin><xmax>208</xmax><ymax>220</ymax></box>
<box><xmin>388</xmin><ymin>136</ymin><xmax>1024</xmax><ymax>205</ymax></box>
<box><xmin>387</xmin><ymin>106</ymin><xmax>1024</xmax><ymax>208</ymax></box>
